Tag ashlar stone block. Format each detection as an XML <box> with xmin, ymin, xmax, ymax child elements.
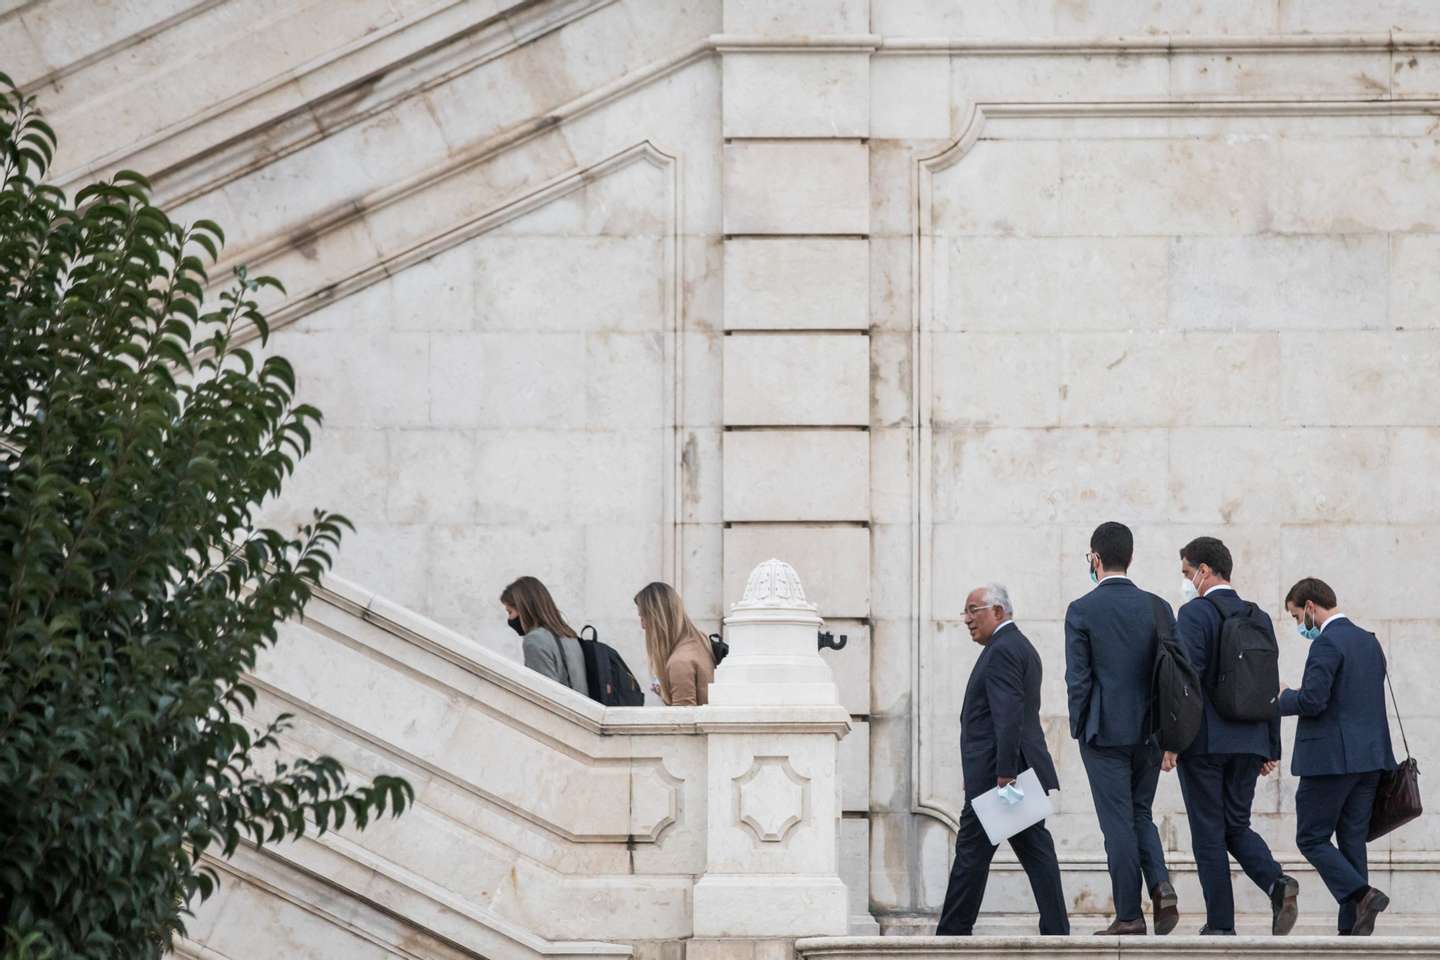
<box><xmin>1169</xmin><ymin>235</ymin><xmax>1387</xmax><ymax>332</ymax></box>
<box><xmin>723</xmin><ymin>525</ymin><xmax>870</xmax><ymax>618</ymax></box>
<box><xmin>870</xmin><ymin>55</ymin><xmax>951</xmax><ymax>141</ymax></box>
<box><xmin>819</xmin><ymin>619</ymin><xmax>871</xmax><ymax>716</ymax></box>
<box><xmin>724</xmin><ymin>334</ymin><xmax>869</xmax><ymax>426</ymax></box>
<box><xmin>723</xmin><ymin>429</ymin><xmax>870</xmax><ymax>522</ymax></box>
<box><xmin>724</xmin><ymin>0</ymin><xmax>870</xmax><ymax>34</ymax></box>
<box><xmin>724</xmin><ymin>238</ymin><xmax>869</xmax><ymax>330</ymax></box>
<box><xmin>724</xmin><ymin>141</ymin><xmax>869</xmax><ymax>235</ymax></box>
<box><xmin>723</xmin><ymin>52</ymin><xmax>869</xmax><ymax>139</ymax></box>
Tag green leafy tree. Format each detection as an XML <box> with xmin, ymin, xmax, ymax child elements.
<box><xmin>0</xmin><ymin>76</ymin><xmax>412</xmax><ymax>959</ymax></box>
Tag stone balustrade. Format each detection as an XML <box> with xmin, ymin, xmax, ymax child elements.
<box><xmin>185</xmin><ymin>560</ymin><xmax>851</xmax><ymax>959</ymax></box>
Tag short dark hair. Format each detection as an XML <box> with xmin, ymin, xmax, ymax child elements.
<box><xmin>1285</xmin><ymin>577</ymin><xmax>1337</xmax><ymax>610</ymax></box>
<box><xmin>1180</xmin><ymin>537</ymin><xmax>1233</xmax><ymax>580</ymax></box>
<box><xmin>1090</xmin><ymin>521</ymin><xmax>1133</xmax><ymax>571</ymax></box>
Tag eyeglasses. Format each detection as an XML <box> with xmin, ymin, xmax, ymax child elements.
<box><xmin>963</xmin><ymin>604</ymin><xmax>997</xmax><ymax>617</ymax></box>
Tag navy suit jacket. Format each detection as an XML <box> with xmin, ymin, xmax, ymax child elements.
<box><xmin>1279</xmin><ymin>617</ymin><xmax>1396</xmax><ymax>777</ymax></box>
<box><xmin>1175</xmin><ymin>588</ymin><xmax>1281</xmax><ymax>760</ymax></box>
<box><xmin>1065</xmin><ymin>577</ymin><xmax>1170</xmax><ymax>747</ymax></box>
<box><xmin>960</xmin><ymin>622</ymin><xmax>1061</xmax><ymax>800</ymax></box>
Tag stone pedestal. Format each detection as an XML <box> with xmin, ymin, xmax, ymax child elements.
<box><xmin>692</xmin><ymin>559</ymin><xmax>851</xmax><ymax>940</ymax></box>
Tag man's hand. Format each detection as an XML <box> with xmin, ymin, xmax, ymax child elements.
<box><xmin>1161</xmin><ymin>750</ymin><xmax>1178</xmax><ymax>773</ymax></box>
<box><xmin>1260</xmin><ymin>760</ymin><xmax>1278</xmax><ymax>777</ymax></box>
<box><xmin>997</xmin><ymin>776</ymin><xmax>1016</xmax><ymax>788</ymax></box>
<box><xmin>1279</xmin><ymin>681</ymin><xmax>1290</xmax><ymax>693</ymax></box>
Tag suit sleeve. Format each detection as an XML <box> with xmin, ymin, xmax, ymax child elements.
<box><xmin>666</xmin><ymin>658</ymin><xmax>699</xmax><ymax>706</ymax></box>
<box><xmin>1064</xmin><ymin>603</ymin><xmax>1092</xmax><ymax>740</ymax></box>
<box><xmin>1279</xmin><ymin>635</ymin><xmax>1342</xmax><ymax>718</ymax></box>
<box><xmin>985</xmin><ymin>642</ymin><xmax>1026</xmax><ymax>780</ymax></box>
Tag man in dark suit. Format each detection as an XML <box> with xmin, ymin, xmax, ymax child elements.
<box><xmin>1282</xmin><ymin>577</ymin><xmax>1397</xmax><ymax>937</ymax></box>
<box><xmin>1065</xmin><ymin>521</ymin><xmax>1176</xmax><ymax>936</ymax></box>
<box><xmin>937</xmin><ymin>582</ymin><xmax>1068</xmax><ymax>937</ymax></box>
<box><xmin>1165</xmin><ymin>537</ymin><xmax>1297</xmax><ymax>935</ymax></box>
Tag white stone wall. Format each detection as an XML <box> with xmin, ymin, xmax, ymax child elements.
<box><xmin>13</xmin><ymin>0</ymin><xmax>1440</xmax><ymax>938</ymax></box>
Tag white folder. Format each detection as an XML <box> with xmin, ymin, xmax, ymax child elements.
<box><xmin>971</xmin><ymin>767</ymin><xmax>1055</xmax><ymax>846</ymax></box>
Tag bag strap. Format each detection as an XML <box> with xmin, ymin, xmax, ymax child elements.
<box><xmin>1384</xmin><ymin>664</ymin><xmax>1412</xmax><ymax>760</ymax></box>
<box><xmin>553</xmin><ymin>632</ymin><xmax>574</xmax><ymax>688</ymax></box>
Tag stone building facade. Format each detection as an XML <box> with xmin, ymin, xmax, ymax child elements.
<box><xmin>7</xmin><ymin>0</ymin><xmax>1440</xmax><ymax>945</ymax></box>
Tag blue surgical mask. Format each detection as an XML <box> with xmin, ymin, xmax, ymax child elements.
<box><xmin>1297</xmin><ymin>611</ymin><xmax>1321</xmax><ymax>641</ymax></box>
<box><xmin>1088</xmin><ymin>559</ymin><xmax>1099</xmax><ymax>584</ymax></box>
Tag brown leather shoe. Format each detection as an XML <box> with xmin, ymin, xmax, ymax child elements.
<box><xmin>1094</xmin><ymin>917</ymin><xmax>1147</xmax><ymax>935</ymax></box>
<box><xmin>1350</xmin><ymin>886</ymin><xmax>1390</xmax><ymax>937</ymax></box>
<box><xmin>1152</xmin><ymin>880</ymin><xmax>1179</xmax><ymax>936</ymax></box>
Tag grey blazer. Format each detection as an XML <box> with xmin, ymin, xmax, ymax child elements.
<box><xmin>521</xmin><ymin>627</ymin><xmax>589</xmax><ymax>697</ymax></box>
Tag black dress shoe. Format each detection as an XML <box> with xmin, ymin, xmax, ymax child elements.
<box><xmin>1271</xmin><ymin>874</ymin><xmax>1299</xmax><ymax>935</ymax></box>
<box><xmin>1351</xmin><ymin>886</ymin><xmax>1390</xmax><ymax>937</ymax></box>
<box><xmin>1094</xmin><ymin>918</ymin><xmax>1147</xmax><ymax>935</ymax></box>
<box><xmin>1199</xmin><ymin>925</ymin><xmax>1236</xmax><ymax>935</ymax></box>
<box><xmin>1151</xmin><ymin>880</ymin><xmax>1179</xmax><ymax>936</ymax></box>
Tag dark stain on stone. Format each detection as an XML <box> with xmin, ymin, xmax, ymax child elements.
<box><xmin>291</xmin><ymin>226</ymin><xmax>321</xmax><ymax>261</ymax></box>
<box><xmin>681</xmin><ymin>432</ymin><xmax>700</xmax><ymax>512</ymax></box>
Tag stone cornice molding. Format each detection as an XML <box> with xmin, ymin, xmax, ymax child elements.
<box><xmin>191</xmin><ymin>841</ymin><xmax>634</xmax><ymax>960</ymax></box>
<box><xmin>223</xmin><ymin>139</ymin><xmax>678</xmax><ymax>344</ymax></box>
<box><xmin>52</xmin><ymin>0</ymin><xmax>621</xmax><ymax>197</ymax></box>
<box><xmin>711</xmin><ymin>34</ymin><xmax>881</xmax><ymax>53</ymax></box>
<box><xmin>51</xmin><ymin>8</ymin><xmax>1440</xmax><ymax>214</ymax></box>
<box><xmin>247</xmin><ymin>673</ymin><xmax>685</xmax><ymax>845</ymax></box>
<box><xmin>908</xmin><ymin>96</ymin><xmax>1440</xmax><ymax>835</ymax></box>
<box><xmin>879</xmin><ymin>30</ymin><xmax>1440</xmax><ymax>55</ymax></box>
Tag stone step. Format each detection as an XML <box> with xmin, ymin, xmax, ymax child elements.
<box><xmin>797</xmin><ymin>936</ymin><xmax>1440</xmax><ymax>960</ymax></box>
<box><xmin>878</xmin><ymin>913</ymin><xmax>1440</xmax><ymax>937</ymax></box>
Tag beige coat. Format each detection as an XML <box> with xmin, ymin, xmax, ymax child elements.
<box><xmin>663</xmin><ymin>636</ymin><xmax>716</xmax><ymax>706</ymax></box>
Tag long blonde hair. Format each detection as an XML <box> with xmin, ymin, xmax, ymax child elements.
<box><xmin>634</xmin><ymin>581</ymin><xmax>712</xmax><ymax>697</ymax></box>
<box><xmin>500</xmin><ymin>576</ymin><xmax>578</xmax><ymax>638</ymax></box>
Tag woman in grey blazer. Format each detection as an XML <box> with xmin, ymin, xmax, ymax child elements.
<box><xmin>500</xmin><ymin>575</ymin><xmax>589</xmax><ymax>697</ymax></box>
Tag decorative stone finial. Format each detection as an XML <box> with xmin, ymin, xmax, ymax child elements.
<box><xmin>734</xmin><ymin>558</ymin><xmax>816</xmax><ymax>611</ymax></box>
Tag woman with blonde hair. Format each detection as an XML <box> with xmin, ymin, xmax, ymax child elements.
<box><xmin>501</xmin><ymin>575</ymin><xmax>589</xmax><ymax>697</ymax></box>
<box><xmin>635</xmin><ymin>581</ymin><xmax>715</xmax><ymax>706</ymax></box>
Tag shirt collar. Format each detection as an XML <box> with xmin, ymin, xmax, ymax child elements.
<box><xmin>994</xmin><ymin>619</ymin><xmax>1015</xmax><ymax>634</ymax></box>
<box><xmin>1320</xmin><ymin>613</ymin><xmax>1348</xmax><ymax>634</ymax></box>
<box><xmin>1204</xmin><ymin>584</ymin><xmax>1236</xmax><ymax>596</ymax></box>
<box><xmin>1098</xmin><ymin>574</ymin><xmax>1131</xmax><ymax>585</ymax></box>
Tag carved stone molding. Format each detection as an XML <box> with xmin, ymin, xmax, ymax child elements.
<box><xmin>733</xmin><ymin>756</ymin><xmax>810</xmax><ymax>843</ymax></box>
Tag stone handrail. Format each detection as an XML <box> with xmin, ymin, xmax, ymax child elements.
<box><xmin>188</xmin><ymin>567</ymin><xmax>851</xmax><ymax>959</ymax></box>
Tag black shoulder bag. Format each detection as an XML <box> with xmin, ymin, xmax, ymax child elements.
<box><xmin>1368</xmin><ymin>669</ymin><xmax>1422</xmax><ymax>841</ymax></box>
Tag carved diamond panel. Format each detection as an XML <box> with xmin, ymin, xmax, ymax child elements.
<box><xmin>732</xmin><ymin>755</ymin><xmax>809</xmax><ymax>843</ymax></box>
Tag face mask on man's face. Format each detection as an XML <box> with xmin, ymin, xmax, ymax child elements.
<box><xmin>1180</xmin><ymin>568</ymin><xmax>1203</xmax><ymax>603</ymax></box>
<box><xmin>1297</xmin><ymin>609</ymin><xmax>1321</xmax><ymax>641</ymax></box>
<box><xmin>507</xmin><ymin>616</ymin><xmax>525</xmax><ymax>636</ymax></box>
<box><xmin>1087</xmin><ymin>555</ymin><xmax>1099</xmax><ymax>584</ymax></box>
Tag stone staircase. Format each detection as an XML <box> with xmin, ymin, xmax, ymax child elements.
<box><xmin>180</xmin><ymin>572</ymin><xmax>852</xmax><ymax>959</ymax></box>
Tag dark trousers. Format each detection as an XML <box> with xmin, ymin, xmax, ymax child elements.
<box><xmin>937</xmin><ymin>800</ymin><xmax>1070</xmax><ymax>936</ymax></box>
<box><xmin>1079</xmin><ymin>739</ymin><xmax>1169</xmax><ymax>921</ymax></box>
<box><xmin>1177</xmin><ymin>752</ymin><xmax>1284</xmax><ymax>931</ymax></box>
<box><xmin>1296</xmin><ymin>771</ymin><xmax>1381</xmax><ymax>933</ymax></box>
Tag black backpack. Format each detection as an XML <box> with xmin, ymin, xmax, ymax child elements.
<box><xmin>708</xmin><ymin>633</ymin><xmax>729</xmax><ymax>665</ymax></box>
<box><xmin>1150</xmin><ymin>594</ymin><xmax>1204</xmax><ymax>753</ymax></box>
<box><xmin>576</xmin><ymin>625</ymin><xmax>645</xmax><ymax>707</ymax></box>
<box><xmin>1203</xmin><ymin>595</ymin><xmax>1281</xmax><ymax>722</ymax></box>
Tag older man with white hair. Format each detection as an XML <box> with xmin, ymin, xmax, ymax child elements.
<box><xmin>936</xmin><ymin>583</ymin><xmax>1068</xmax><ymax>937</ymax></box>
